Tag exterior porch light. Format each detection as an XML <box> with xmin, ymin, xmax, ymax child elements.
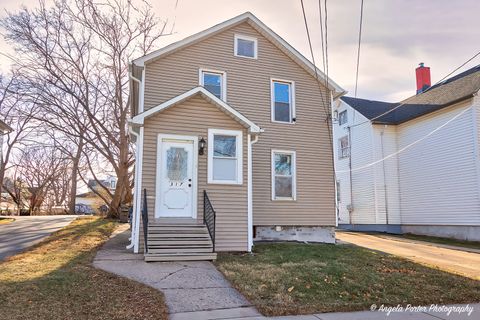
<box><xmin>199</xmin><ymin>137</ymin><xmax>206</xmax><ymax>155</ymax></box>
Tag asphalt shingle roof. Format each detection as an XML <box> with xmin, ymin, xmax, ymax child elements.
<box><xmin>341</xmin><ymin>64</ymin><xmax>480</xmax><ymax>125</ymax></box>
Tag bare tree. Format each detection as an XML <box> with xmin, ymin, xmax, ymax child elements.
<box><xmin>1</xmin><ymin>0</ymin><xmax>168</xmax><ymax>218</ymax></box>
<box><xmin>0</xmin><ymin>72</ymin><xmax>39</xmax><ymax>191</ymax></box>
<box><xmin>14</xmin><ymin>146</ymin><xmax>68</xmax><ymax>214</ymax></box>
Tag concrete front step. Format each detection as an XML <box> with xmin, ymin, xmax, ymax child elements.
<box><xmin>144</xmin><ymin>252</ymin><xmax>217</xmax><ymax>262</ymax></box>
<box><xmin>148</xmin><ymin>247</ymin><xmax>214</xmax><ymax>254</ymax></box>
<box><xmin>148</xmin><ymin>233</ymin><xmax>210</xmax><ymax>238</ymax></box>
<box><xmin>146</xmin><ymin>222</ymin><xmax>215</xmax><ymax>261</ymax></box>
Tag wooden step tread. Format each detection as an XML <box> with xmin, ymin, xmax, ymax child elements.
<box><xmin>148</xmin><ymin>244</ymin><xmax>213</xmax><ymax>249</ymax></box>
<box><xmin>147</xmin><ymin>233</ymin><xmax>209</xmax><ymax>238</ymax></box>
<box><xmin>145</xmin><ymin>252</ymin><xmax>217</xmax><ymax>262</ymax></box>
<box><xmin>148</xmin><ymin>248</ymin><xmax>213</xmax><ymax>254</ymax></box>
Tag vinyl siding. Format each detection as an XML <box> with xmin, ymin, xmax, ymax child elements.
<box><xmin>397</xmin><ymin>98</ymin><xmax>480</xmax><ymax>225</ymax></box>
<box><xmin>333</xmin><ymin>101</ymin><xmax>401</xmax><ymax>225</ymax></box>
<box><xmin>333</xmin><ymin>101</ymin><xmax>376</xmax><ymax>224</ymax></box>
<box><xmin>140</xmin><ymin>95</ymin><xmax>248</xmax><ymax>251</ymax></box>
<box><xmin>143</xmin><ymin>21</ymin><xmax>335</xmax><ymax>227</ymax></box>
<box><xmin>371</xmin><ymin>125</ymin><xmax>401</xmax><ymax>224</ymax></box>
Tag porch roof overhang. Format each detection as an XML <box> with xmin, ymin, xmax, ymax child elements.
<box><xmin>130</xmin><ymin>86</ymin><xmax>263</xmax><ymax>134</ymax></box>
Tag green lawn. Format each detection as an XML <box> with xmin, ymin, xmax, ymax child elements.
<box><xmin>0</xmin><ymin>217</ymin><xmax>168</xmax><ymax>320</ymax></box>
<box><xmin>215</xmin><ymin>242</ymin><xmax>480</xmax><ymax>316</ymax></box>
<box><xmin>390</xmin><ymin>233</ymin><xmax>480</xmax><ymax>250</ymax></box>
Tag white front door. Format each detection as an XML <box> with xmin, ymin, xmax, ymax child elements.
<box><xmin>157</xmin><ymin>136</ymin><xmax>197</xmax><ymax>218</ymax></box>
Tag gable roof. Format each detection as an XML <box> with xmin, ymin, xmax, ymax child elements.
<box><xmin>130</xmin><ymin>86</ymin><xmax>263</xmax><ymax>133</ymax></box>
<box><xmin>132</xmin><ymin>12</ymin><xmax>346</xmax><ymax>98</ymax></box>
<box><xmin>341</xmin><ymin>64</ymin><xmax>480</xmax><ymax>125</ymax></box>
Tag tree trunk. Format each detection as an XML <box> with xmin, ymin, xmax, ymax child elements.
<box><xmin>68</xmin><ymin>139</ymin><xmax>84</xmax><ymax>214</ymax></box>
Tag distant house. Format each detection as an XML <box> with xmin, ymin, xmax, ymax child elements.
<box><xmin>87</xmin><ymin>176</ymin><xmax>117</xmax><ymax>193</ymax></box>
<box><xmin>75</xmin><ymin>176</ymin><xmax>117</xmax><ymax>214</ymax></box>
<box><xmin>333</xmin><ymin>63</ymin><xmax>480</xmax><ymax>241</ymax></box>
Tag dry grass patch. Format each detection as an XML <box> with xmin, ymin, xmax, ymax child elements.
<box><xmin>0</xmin><ymin>217</ymin><xmax>15</xmax><ymax>224</ymax></box>
<box><xmin>215</xmin><ymin>242</ymin><xmax>480</xmax><ymax>316</ymax></box>
<box><xmin>0</xmin><ymin>217</ymin><xmax>168</xmax><ymax>320</ymax></box>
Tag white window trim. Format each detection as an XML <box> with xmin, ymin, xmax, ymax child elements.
<box><xmin>199</xmin><ymin>68</ymin><xmax>227</xmax><ymax>101</ymax></box>
<box><xmin>338</xmin><ymin>110</ymin><xmax>348</xmax><ymax>125</ymax></box>
<box><xmin>338</xmin><ymin>135</ymin><xmax>350</xmax><ymax>159</ymax></box>
<box><xmin>271</xmin><ymin>150</ymin><xmax>296</xmax><ymax>201</ymax></box>
<box><xmin>234</xmin><ymin>34</ymin><xmax>258</xmax><ymax>59</ymax></box>
<box><xmin>208</xmin><ymin>128</ymin><xmax>243</xmax><ymax>185</ymax></box>
<box><xmin>270</xmin><ymin>78</ymin><xmax>296</xmax><ymax>124</ymax></box>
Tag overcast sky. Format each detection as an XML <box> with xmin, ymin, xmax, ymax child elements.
<box><xmin>1</xmin><ymin>0</ymin><xmax>479</xmax><ymax>101</ymax></box>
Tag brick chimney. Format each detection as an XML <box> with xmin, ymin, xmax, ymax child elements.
<box><xmin>416</xmin><ymin>62</ymin><xmax>431</xmax><ymax>94</ymax></box>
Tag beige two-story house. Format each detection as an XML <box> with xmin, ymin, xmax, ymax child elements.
<box><xmin>128</xmin><ymin>12</ymin><xmax>345</xmax><ymax>261</ymax></box>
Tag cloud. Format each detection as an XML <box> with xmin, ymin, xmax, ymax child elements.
<box><xmin>1</xmin><ymin>0</ymin><xmax>479</xmax><ymax>101</ymax></box>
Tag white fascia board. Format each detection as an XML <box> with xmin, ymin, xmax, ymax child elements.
<box><xmin>132</xmin><ymin>12</ymin><xmax>346</xmax><ymax>96</ymax></box>
<box><xmin>131</xmin><ymin>87</ymin><xmax>262</xmax><ymax>133</ymax></box>
<box><xmin>133</xmin><ymin>13</ymin><xmax>251</xmax><ymax>67</ymax></box>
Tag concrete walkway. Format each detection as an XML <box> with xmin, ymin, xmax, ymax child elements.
<box><xmin>336</xmin><ymin>231</ymin><xmax>480</xmax><ymax>280</ymax></box>
<box><xmin>94</xmin><ymin>226</ymin><xmax>479</xmax><ymax>320</ymax></box>
<box><xmin>93</xmin><ymin>225</ymin><xmax>259</xmax><ymax>319</ymax></box>
<box><xmin>0</xmin><ymin>215</ymin><xmax>78</xmax><ymax>260</ymax></box>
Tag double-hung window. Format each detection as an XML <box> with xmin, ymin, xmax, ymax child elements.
<box><xmin>338</xmin><ymin>136</ymin><xmax>350</xmax><ymax>159</ymax></box>
<box><xmin>338</xmin><ymin>110</ymin><xmax>347</xmax><ymax>125</ymax></box>
<box><xmin>208</xmin><ymin>129</ymin><xmax>243</xmax><ymax>185</ymax></box>
<box><xmin>234</xmin><ymin>34</ymin><xmax>257</xmax><ymax>59</ymax></box>
<box><xmin>272</xmin><ymin>150</ymin><xmax>296</xmax><ymax>200</ymax></box>
<box><xmin>271</xmin><ymin>79</ymin><xmax>295</xmax><ymax>123</ymax></box>
<box><xmin>199</xmin><ymin>69</ymin><xmax>226</xmax><ymax>101</ymax></box>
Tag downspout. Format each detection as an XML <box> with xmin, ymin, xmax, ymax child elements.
<box><xmin>380</xmin><ymin>126</ymin><xmax>390</xmax><ymax>226</ymax></box>
<box><xmin>247</xmin><ymin>133</ymin><xmax>259</xmax><ymax>252</ymax></box>
<box><xmin>126</xmin><ymin>126</ymin><xmax>139</xmax><ymax>250</ymax></box>
<box><xmin>347</xmin><ymin>126</ymin><xmax>354</xmax><ymax>225</ymax></box>
<box><xmin>128</xmin><ymin>63</ymin><xmax>144</xmax><ymax>253</ymax></box>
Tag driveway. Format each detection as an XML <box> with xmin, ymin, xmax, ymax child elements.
<box><xmin>0</xmin><ymin>215</ymin><xmax>78</xmax><ymax>260</ymax></box>
<box><xmin>336</xmin><ymin>231</ymin><xmax>480</xmax><ymax>280</ymax></box>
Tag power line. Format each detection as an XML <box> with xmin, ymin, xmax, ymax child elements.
<box><xmin>336</xmin><ymin>105</ymin><xmax>472</xmax><ymax>173</ymax></box>
<box><xmin>354</xmin><ymin>0</ymin><xmax>364</xmax><ymax>97</ymax></box>
<box><xmin>348</xmin><ymin>49</ymin><xmax>480</xmax><ymax>129</ymax></box>
<box><xmin>324</xmin><ymin>0</ymin><xmax>329</xmax><ymax>92</ymax></box>
<box><xmin>318</xmin><ymin>0</ymin><xmax>326</xmax><ymax>74</ymax></box>
<box><xmin>299</xmin><ymin>0</ymin><xmax>331</xmax><ymax>119</ymax></box>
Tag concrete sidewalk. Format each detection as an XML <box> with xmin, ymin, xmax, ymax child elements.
<box><xmin>94</xmin><ymin>226</ymin><xmax>479</xmax><ymax>320</ymax></box>
<box><xmin>93</xmin><ymin>225</ymin><xmax>259</xmax><ymax>319</ymax></box>
<box><xmin>336</xmin><ymin>231</ymin><xmax>480</xmax><ymax>280</ymax></box>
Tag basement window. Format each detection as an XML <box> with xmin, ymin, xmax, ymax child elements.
<box><xmin>234</xmin><ymin>34</ymin><xmax>257</xmax><ymax>59</ymax></box>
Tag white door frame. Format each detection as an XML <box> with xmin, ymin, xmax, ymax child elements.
<box><xmin>155</xmin><ymin>134</ymin><xmax>198</xmax><ymax>219</ymax></box>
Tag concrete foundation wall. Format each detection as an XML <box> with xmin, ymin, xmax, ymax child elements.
<box><xmin>338</xmin><ymin>224</ymin><xmax>402</xmax><ymax>234</ymax></box>
<box><xmin>401</xmin><ymin>225</ymin><xmax>480</xmax><ymax>242</ymax></box>
<box><xmin>254</xmin><ymin>226</ymin><xmax>335</xmax><ymax>244</ymax></box>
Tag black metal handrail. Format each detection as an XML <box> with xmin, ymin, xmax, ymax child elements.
<box><xmin>142</xmin><ymin>188</ymin><xmax>149</xmax><ymax>253</ymax></box>
<box><xmin>203</xmin><ymin>190</ymin><xmax>216</xmax><ymax>252</ymax></box>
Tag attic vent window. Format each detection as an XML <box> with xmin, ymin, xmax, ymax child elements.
<box><xmin>234</xmin><ymin>34</ymin><xmax>257</xmax><ymax>59</ymax></box>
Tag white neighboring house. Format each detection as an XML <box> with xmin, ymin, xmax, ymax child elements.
<box><xmin>333</xmin><ymin>64</ymin><xmax>480</xmax><ymax>241</ymax></box>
